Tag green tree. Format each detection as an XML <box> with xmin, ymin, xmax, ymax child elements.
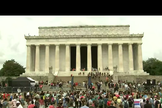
<box><xmin>0</xmin><ymin>59</ymin><xmax>25</xmax><ymax>76</ymax></box>
<box><xmin>143</xmin><ymin>58</ymin><xmax>162</xmax><ymax>75</ymax></box>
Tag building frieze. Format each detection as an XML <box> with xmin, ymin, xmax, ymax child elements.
<box><xmin>24</xmin><ymin>34</ymin><xmax>143</xmax><ymax>39</ymax></box>
<box><xmin>38</xmin><ymin>25</ymin><xmax>130</xmax><ymax>29</ymax></box>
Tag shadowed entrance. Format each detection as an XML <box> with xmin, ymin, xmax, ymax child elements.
<box><xmin>81</xmin><ymin>46</ymin><xmax>87</xmax><ymax>70</ymax></box>
<box><xmin>70</xmin><ymin>46</ymin><xmax>76</xmax><ymax>71</ymax></box>
<box><xmin>92</xmin><ymin>46</ymin><xmax>97</xmax><ymax>69</ymax></box>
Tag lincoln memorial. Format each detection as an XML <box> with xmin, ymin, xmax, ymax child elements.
<box><xmin>22</xmin><ymin>25</ymin><xmax>149</xmax><ymax>77</ymax></box>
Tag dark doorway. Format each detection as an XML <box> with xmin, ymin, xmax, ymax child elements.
<box><xmin>91</xmin><ymin>46</ymin><xmax>97</xmax><ymax>69</ymax></box>
<box><xmin>70</xmin><ymin>46</ymin><xmax>76</xmax><ymax>71</ymax></box>
<box><xmin>81</xmin><ymin>46</ymin><xmax>87</xmax><ymax>70</ymax></box>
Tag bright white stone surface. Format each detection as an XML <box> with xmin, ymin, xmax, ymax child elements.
<box><xmin>22</xmin><ymin>25</ymin><xmax>148</xmax><ymax>76</ymax></box>
<box><xmin>38</xmin><ymin>25</ymin><xmax>130</xmax><ymax>36</ymax></box>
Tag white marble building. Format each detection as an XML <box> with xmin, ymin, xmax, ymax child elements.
<box><xmin>22</xmin><ymin>25</ymin><xmax>149</xmax><ymax>76</ymax></box>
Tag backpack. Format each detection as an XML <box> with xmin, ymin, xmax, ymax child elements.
<box><xmin>124</xmin><ymin>101</ymin><xmax>128</xmax><ymax>108</ymax></box>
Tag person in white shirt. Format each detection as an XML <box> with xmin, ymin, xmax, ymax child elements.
<box><xmin>125</xmin><ymin>84</ymin><xmax>129</xmax><ymax>91</ymax></box>
<box><xmin>16</xmin><ymin>101</ymin><xmax>23</xmax><ymax>108</ymax></box>
<box><xmin>12</xmin><ymin>99</ymin><xmax>17</xmax><ymax>108</ymax></box>
<box><xmin>83</xmin><ymin>81</ymin><xmax>85</xmax><ymax>87</ymax></box>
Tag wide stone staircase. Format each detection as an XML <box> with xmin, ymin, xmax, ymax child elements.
<box><xmin>42</xmin><ymin>75</ymin><xmax>112</xmax><ymax>91</ymax></box>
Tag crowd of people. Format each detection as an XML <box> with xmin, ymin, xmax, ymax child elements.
<box><xmin>0</xmin><ymin>77</ymin><xmax>162</xmax><ymax>108</ymax></box>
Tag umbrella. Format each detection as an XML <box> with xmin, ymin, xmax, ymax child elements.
<box><xmin>80</xmin><ymin>96</ymin><xmax>85</xmax><ymax>99</ymax></box>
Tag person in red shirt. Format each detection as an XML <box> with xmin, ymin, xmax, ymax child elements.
<box><xmin>28</xmin><ymin>101</ymin><xmax>35</xmax><ymax>108</ymax></box>
<box><xmin>107</xmin><ymin>99</ymin><xmax>112</xmax><ymax>106</ymax></box>
<box><xmin>75</xmin><ymin>82</ymin><xmax>78</xmax><ymax>86</ymax></box>
<box><xmin>2</xmin><ymin>93</ymin><xmax>9</xmax><ymax>99</ymax></box>
<box><xmin>49</xmin><ymin>103</ymin><xmax>55</xmax><ymax>108</ymax></box>
<box><xmin>39</xmin><ymin>85</ymin><xmax>43</xmax><ymax>90</ymax></box>
<box><xmin>6</xmin><ymin>93</ymin><xmax>10</xmax><ymax>98</ymax></box>
<box><xmin>39</xmin><ymin>97</ymin><xmax>45</xmax><ymax>107</ymax></box>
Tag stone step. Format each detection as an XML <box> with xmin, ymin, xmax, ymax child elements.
<box><xmin>58</xmin><ymin>71</ymin><xmax>111</xmax><ymax>76</ymax></box>
<box><xmin>53</xmin><ymin>76</ymin><xmax>110</xmax><ymax>83</ymax></box>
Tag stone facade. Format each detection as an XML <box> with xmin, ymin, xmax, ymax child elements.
<box><xmin>22</xmin><ymin>25</ymin><xmax>148</xmax><ymax>77</ymax></box>
<box><xmin>38</xmin><ymin>25</ymin><xmax>130</xmax><ymax>36</ymax></box>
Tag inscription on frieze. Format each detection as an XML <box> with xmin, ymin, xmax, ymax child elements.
<box><xmin>39</xmin><ymin>26</ymin><xmax>130</xmax><ymax>36</ymax></box>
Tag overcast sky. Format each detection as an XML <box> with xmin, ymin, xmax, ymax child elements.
<box><xmin>0</xmin><ymin>16</ymin><xmax>162</xmax><ymax>69</ymax></box>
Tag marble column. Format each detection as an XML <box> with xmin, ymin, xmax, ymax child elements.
<box><xmin>108</xmin><ymin>43</ymin><xmax>113</xmax><ymax>71</ymax></box>
<box><xmin>98</xmin><ymin>44</ymin><xmax>102</xmax><ymax>71</ymax></box>
<box><xmin>128</xmin><ymin>43</ymin><xmax>134</xmax><ymax>71</ymax></box>
<box><xmin>87</xmin><ymin>44</ymin><xmax>92</xmax><ymax>71</ymax></box>
<box><xmin>118</xmin><ymin>43</ymin><xmax>124</xmax><ymax>72</ymax></box>
<box><xmin>35</xmin><ymin>45</ymin><xmax>40</xmax><ymax>72</ymax></box>
<box><xmin>66</xmin><ymin>44</ymin><xmax>70</xmax><ymax>72</ymax></box>
<box><xmin>55</xmin><ymin>44</ymin><xmax>60</xmax><ymax>71</ymax></box>
<box><xmin>76</xmin><ymin>44</ymin><xmax>80</xmax><ymax>71</ymax></box>
<box><xmin>138</xmin><ymin>43</ymin><xmax>143</xmax><ymax>72</ymax></box>
<box><xmin>26</xmin><ymin>45</ymin><xmax>31</xmax><ymax>72</ymax></box>
<box><xmin>45</xmin><ymin>45</ymin><xmax>49</xmax><ymax>72</ymax></box>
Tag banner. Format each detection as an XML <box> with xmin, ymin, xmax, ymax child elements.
<box><xmin>134</xmin><ymin>99</ymin><xmax>143</xmax><ymax>108</ymax></box>
<box><xmin>88</xmin><ymin>76</ymin><xmax>92</xmax><ymax>87</ymax></box>
<box><xmin>71</xmin><ymin>76</ymin><xmax>74</xmax><ymax>90</ymax></box>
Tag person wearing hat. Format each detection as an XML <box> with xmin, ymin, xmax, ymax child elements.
<box><xmin>16</xmin><ymin>101</ymin><xmax>23</xmax><ymax>108</ymax></box>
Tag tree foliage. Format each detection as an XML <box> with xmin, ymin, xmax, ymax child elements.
<box><xmin>0</xmin><ymin>59</ymin><xmax>25</xmax><ymax>76</ymax></box>
<box><xmin>143</xmin><ymin>58</ymin><xmax>162</xmax><ymax>75</ymax></box>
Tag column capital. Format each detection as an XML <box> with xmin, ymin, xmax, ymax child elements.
<box><xmin>137</xmin><ymin>43</ymin><xmax>142</xmax><ymax>45</ymax></box>
<box><xmin>35</xmin><ymin>44</ymin><xmax>40</xmax><ymax>46</ymax></box>
<box><xmin>55</xmin><ymin>44</ymin><xmax>60</xmax><ymax>46</ymax></box>
<box><xmin>128</xmin><ymin>43</ymin><xmax>133</xmax><ymax>45</ymax></box>
<box><xmin>97</xmin><ymin>43</ymin><xmax>102</xmax><ymax>45</ymax></box>
<box><xmin>76</xmin><ymin>44</ymin><xmax>80</xmax><ymax>46</ymax></box>
<box><xmin>118</xmin><ymin>43</ymin><xmax>123</xmax><ymax>45</ymax></box>
<box><xmin>108</xmin><ymin>43</ymin><xmax>113</xmax><ymax>45</ymax></box>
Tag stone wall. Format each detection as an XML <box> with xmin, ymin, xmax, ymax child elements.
<box><xmin>118</xmin><ymin>75</ymin><xmax>162</xmax><ymax>84</ymax></box>
<box><xmin>38</xmin><ymin>25</ymin><xmax>130</xmax><ymax>36</ymax></box>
